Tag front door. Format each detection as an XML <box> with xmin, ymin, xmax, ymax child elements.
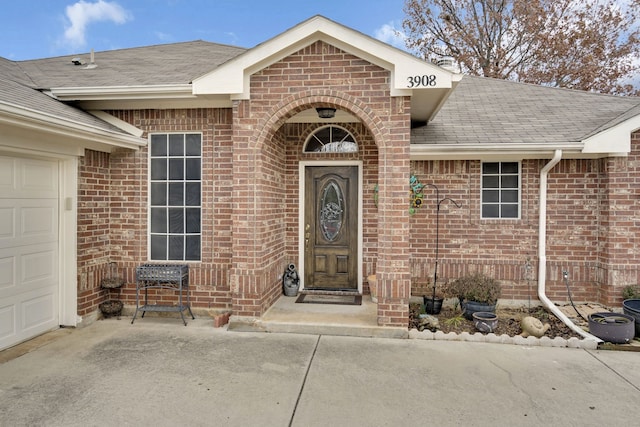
<box><xmin>304</xmin><ymin>166</ymin><xmax>358</xmax><ymax>290</ymax></box>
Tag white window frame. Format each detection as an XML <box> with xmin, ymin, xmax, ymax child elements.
<box><xmin>303</xmin><ymin>125</ymin><xmax>358</xmax><ymax>153</ymax></box>
<box><xmin>481</xmin><ymin>161</ymin><xmax>521</xmax><ymax>219</ymax></box>
<box><xmin>148</xmin><ymin>132</ymin><xmax>202</xmax><ymax>261</ymax></box>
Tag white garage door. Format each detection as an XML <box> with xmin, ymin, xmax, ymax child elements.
<box><xmin>0</xmin><ymin>156</ymin><xmax>59</xmax><ymax>350</ymax></box>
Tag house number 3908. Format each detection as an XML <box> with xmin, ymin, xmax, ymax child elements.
<box><xmin>407</xmin><ymin>75</ymin><xmax>437</xmax><ymax>87</ymax></box>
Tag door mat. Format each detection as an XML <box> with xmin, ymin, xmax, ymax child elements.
<box><xmin>295</xmin><ymin>293</ymin><xmax>362</xmax><ymax>306</ymax></box>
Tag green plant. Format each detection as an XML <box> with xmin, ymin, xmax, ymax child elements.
<box><xmin>444</xmin><ymin>315</ymin><xmax>466</xmax><ymax>328</ymax></box>
<box><xmin>443</xmin><ymin>272</ymin><xmax>502</xmax><ymax>304</ymax></box>
<box><xmin>622</xmin><ymin>285</ymin><xmax>640</xmax><ymax>300</ymax></box>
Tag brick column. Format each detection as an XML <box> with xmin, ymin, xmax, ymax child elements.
<box><xmin>375</xmin><ymin>98</ymin><xmax>412</xmax><ymax>327</ymax></box>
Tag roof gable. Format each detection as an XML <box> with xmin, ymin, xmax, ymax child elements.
<box><xmin>192</xmin><ymin>15</ymin><xmax>460</xmax><ymax>120</ymax></box>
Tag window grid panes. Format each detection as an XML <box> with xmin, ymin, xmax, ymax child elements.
<box><xmin>149</xmin><ymin>133</ymin><xmax>202</xmax><ymax>261</ymax></box>
<box><xmin>304</xmin><ymin>125</ymin><xmax>358</xmax><ymax>153</ymax></box>
<box><xmin>481</xmin><ymin>162</ymin><xmax>520</xmax><ymax>219</ymax></box>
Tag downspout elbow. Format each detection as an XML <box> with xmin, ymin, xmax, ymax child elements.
<box><xmin>537</xmin><ymin>149</ymin><xmax>602</xmax><ymax>345</ymax></box>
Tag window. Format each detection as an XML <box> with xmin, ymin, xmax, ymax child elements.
<box><xmin>481</xmin><ymin>162</ymin><xmax>520</xmax><ymax>219</ymax></box>
<box><xmin>149</xmin><ymin>133</ymin><xmax>202</xmax><ymax>261</ymax></box>
<box><xmin>304</xmin><ymin>126</ymin><xmax>358</xmax><ymax>153</ymax></box>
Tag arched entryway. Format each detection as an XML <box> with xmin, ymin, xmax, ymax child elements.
<box><xmin>229</xmin><ymin>90</ymin><xmax>412</xmax><ymax>328</ymax></box>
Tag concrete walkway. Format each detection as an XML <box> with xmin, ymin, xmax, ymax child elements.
<box><xmin>1</xmin><ymin>317</ymin><xmax>639</xmax><ymax>427</ymax></box>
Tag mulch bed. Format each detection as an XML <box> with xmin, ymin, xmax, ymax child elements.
<box><xmin>409</xmin><ymin>303</ymin><xmax>581</xmax><ymax>340</ymax></box>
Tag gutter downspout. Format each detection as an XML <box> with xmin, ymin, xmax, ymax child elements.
<box><xmin>538</xmin><ymin>150</ymin><xmax>603</xmax><ymax>344</ymax></box>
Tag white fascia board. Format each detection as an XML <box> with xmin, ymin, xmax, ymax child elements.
<box><xmin>50</xmin><ymin>84</ymin><xmax>194</xmax><ymax>101</ymax></box>
<box><xmin>0</xmin><ymin>102</ymin><xmax>146</xmax><ymax>151</ymax></box>
<box><xmin>88</xmin><ymin>110</ymin><xmax>144</xmax><ymax>137</ymax></box>
<box><xmin>410</xmin><ymin>142</ymin><xmax>586</xmax><ymax>161</ymax></box>
<box><xmin>192</xmin><ymin>15</ymin><xmax>457</xmax><ymax>99</ymax></box>
<box><xmin>582</xmin><ymin>115</ymin><xmax>640</xmax><ymax>155</ymax></box>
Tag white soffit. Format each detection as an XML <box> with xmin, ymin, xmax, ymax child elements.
<box><xmin>0</xmin><ymin>102</ymin><xmax>146</xmax><ymax>153</ymax></box>
<box><xmin>192</xmin><ymin>16</ymin><xmax>459</xmax><ymax>114</ymax></box>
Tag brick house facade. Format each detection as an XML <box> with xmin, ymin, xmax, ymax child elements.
<box><xmin>2</xmin><ymin>16</ymin><xmax>640</xmax><ymax>349</ymax></box>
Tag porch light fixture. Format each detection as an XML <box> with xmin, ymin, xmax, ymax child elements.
<box><xmin>316</xmin><ymin>107</ymin><xmax>336</xmax><ymax>119</ymax></box>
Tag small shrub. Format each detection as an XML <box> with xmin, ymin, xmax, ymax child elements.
<box><xmin>622</xmin><ymin>285</ymin><xmax>640</xmax><ymax>300</ymax></box>
<box><xmin>444</xmin><ymin>272</ymin><xmax>502</xmax><ymax>304</ymax></box>
<box><xmin>444</xmin><ymin>315</ymin><xmax>466</xmax><ymax>328</ymax></box>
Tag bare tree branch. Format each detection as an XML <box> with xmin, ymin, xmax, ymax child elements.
<box><xmin>402</xmin><ymin>0</ymin><xmax>640</xmax><ymax>95</ymax></box>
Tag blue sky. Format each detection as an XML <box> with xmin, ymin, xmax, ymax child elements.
<box><xmin>0</xmin><ymin>0</ymin><xmax>408</xmax><ymax>61</ymax></box>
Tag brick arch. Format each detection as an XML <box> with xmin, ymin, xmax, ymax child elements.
<box><xmin>250</xmin><ymin>89</ymin><xmax>388</xmax><ymax>152</ymax></box>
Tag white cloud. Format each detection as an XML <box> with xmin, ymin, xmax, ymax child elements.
<box><xmin>154</xmin><ymin>31</ymin><xmax>173</xmax><ymax>42</ymax></box>
<box><xmin>374</xmin><ymin>21</ymin><xmax>408</xmax><ymax>51</ymax></box>
<box><xmin>62</xmin><ymin>0</ymin><xmax>132</xmax><ymax>49</ymax></box>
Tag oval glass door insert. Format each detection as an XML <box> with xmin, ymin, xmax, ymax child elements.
<box><xmin>320</xmin><ymin>180</ymin><xmax>344</xmax><ymax>241</ymax></box>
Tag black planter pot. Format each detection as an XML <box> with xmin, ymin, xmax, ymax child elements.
<box><xmin>423</xmin><ymin>296</ymin><xmax>443</xmax><ymax>315</ymax></box>
<box><xmin>622</xmin><ymin>299</ymin><xmax>640</xmax><ymax>337</ymax></box>
<box><xmin>461</xmin><ymin>300</ymin><xmax>496</xmax><ymax>321</ymax></box>
<box><xmin>588</xmin><ymin>312</ymin><xmax>635</xmax><ymax>344</ymax></box>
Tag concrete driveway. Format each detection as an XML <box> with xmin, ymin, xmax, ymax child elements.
<box><xmin>0</xmin><ymin>317</ymin><xmax>638</xmax><ymax>426</ymax></box>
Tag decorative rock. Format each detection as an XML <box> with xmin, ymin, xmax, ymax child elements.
<box><xmin>521</xmin><ymin>316</ymin><xmax>551</xmax><ymax>338</ymax></box>
<box><xmin>417</xmin><ymin>314</ymin><xmax>440</xmax><ymax>331</ymax></box>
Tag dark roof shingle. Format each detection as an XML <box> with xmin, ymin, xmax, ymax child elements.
<box><xmin>16</xmin><ymin>40</ymin><xmax>246</xmax><ymax>88</ymax></box>
<box><xmin>412</xmin><ymin>75</ymin><xmax>640</xmax><ymax>145</ymax></box>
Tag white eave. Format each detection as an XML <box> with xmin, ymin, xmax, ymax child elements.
<box><xmin>192</xmin><ymin>15</ymin><xmax>461</xmax><ymax>123</ymax></box>
<box><xmin>48</xmin><ymin>84</ymin><xmax>232</xmax><ymax>110</ymax></box>
<box><xmin>410</xmin><ymin>142</ymin><xmax>586</xmax><ymax>161</ymax></box>
<box><xmin>0</xmin><ymin>101</ymin><xmax>146</xmax><ymax>153</ymax></box>
<box><xmin>50</xmin><ymin>84</ymin><xmax>194</xmax><ymax>101</ymax></box>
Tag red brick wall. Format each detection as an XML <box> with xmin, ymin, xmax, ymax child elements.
<box><xmin>77</xmin><ymin>150</ymin><xmax>112</xmax><ymax>315</ymax></box>
<box><xmin>409</xmin><ymin>142</ymin><xmax>640</xmax><ymax>308</ymax></box>
<box><xmin>224</xmin><ymin>40</ymin><xmax>410</xmax><ymax>325</ymax></box>
<box><xmin>77</xmin><ymin>109</ymin><xmax>235</xmax><ymax>316</ymax></box>
<box><xmin>76</xmin><ymin>40</ymin><xmax>639</xmax><ymax>324</ymax></box>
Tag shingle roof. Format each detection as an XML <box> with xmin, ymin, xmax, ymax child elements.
<box><xmin>2</xmin><ymin>38</ymin><xmax>640</xmax><ymax>148</ymax></box>
<box><xmin>0</xmin><ymin>57</ymin><xmax>35</xmax><ymax>86</ymax></box>
<box><xmin>412</xmin><ymin>75</ymin><xmax>640</xmax><ymax>145</ymax></box>
<box><xmin>16</xmin><ymin>40</ymin><xmax>246</xmax><ymax>89</ymax></box>
<box><xmin>0</xmin><ymin>77</ymin><xmax>126</xmax><ymax>133</ymax></box>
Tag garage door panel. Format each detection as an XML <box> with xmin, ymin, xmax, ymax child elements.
<box><xmin>0</xmin><ymin>244</ymin><xmax>57</xmax><ymax>298</ymax></box>
<box><xmin>0</xmin><ymin>157</ymin><xmax>16</xmax><ymax>194</ymax></box>
<box><xmin>21</xmin><ymin>159</ymin><xmax>58</xmax><ymax>196</ymax></box>
<box><xmin>22</xmin><ymin>246</ymin><xmax>57</xmax><ymax>288</ymax></box>
<box><xmin>0</xmin><ymin>207</ymin><xmax>14</xmax><ymax>239</ymax></box>
<box><xmin>0</xmin><ymin>157</ymin><xmax>58</xmax><ymax>199</ymax></box>
<box><xmin>22</xmin><ymin>205</ymin><xmax>57</xmax><ymax>238</ymax></box>
<box><xmin>0</xmin><ymin>255</ymin><xmax>15</xmax><ymax>290</ymax></box>
<box><xmin>0</xmin><ymin>155</ymin><xmax>59</xmax><ymax>350</ymax></box>
<box><xmin>0</xmin><ymin>200</ymin><xmax>57</xmax><ymax>250</ymax></box>
<box><xmin>0</xmin><ymin>287</ymin><xmax>57</xmax><ymax>350</ymax></box>
<box><xmin>0</xmin><ymin>304</ymin><xmax>16</xmax><ymax>341</ymax></box>
<box><xmin>22</xmin><ymin>290</ymin><xmax>56</xmax><ymax>330</ymax></box>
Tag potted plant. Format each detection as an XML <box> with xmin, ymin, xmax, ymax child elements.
<box><xmin>423</xmin><ymin>280</ymin><xmax>445</xmax><ymax>314</ymax></box>
<box><xmin>444</xmin><ymin>272</ymin><xmax>501</xmax><ymax>320</ymax></box>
